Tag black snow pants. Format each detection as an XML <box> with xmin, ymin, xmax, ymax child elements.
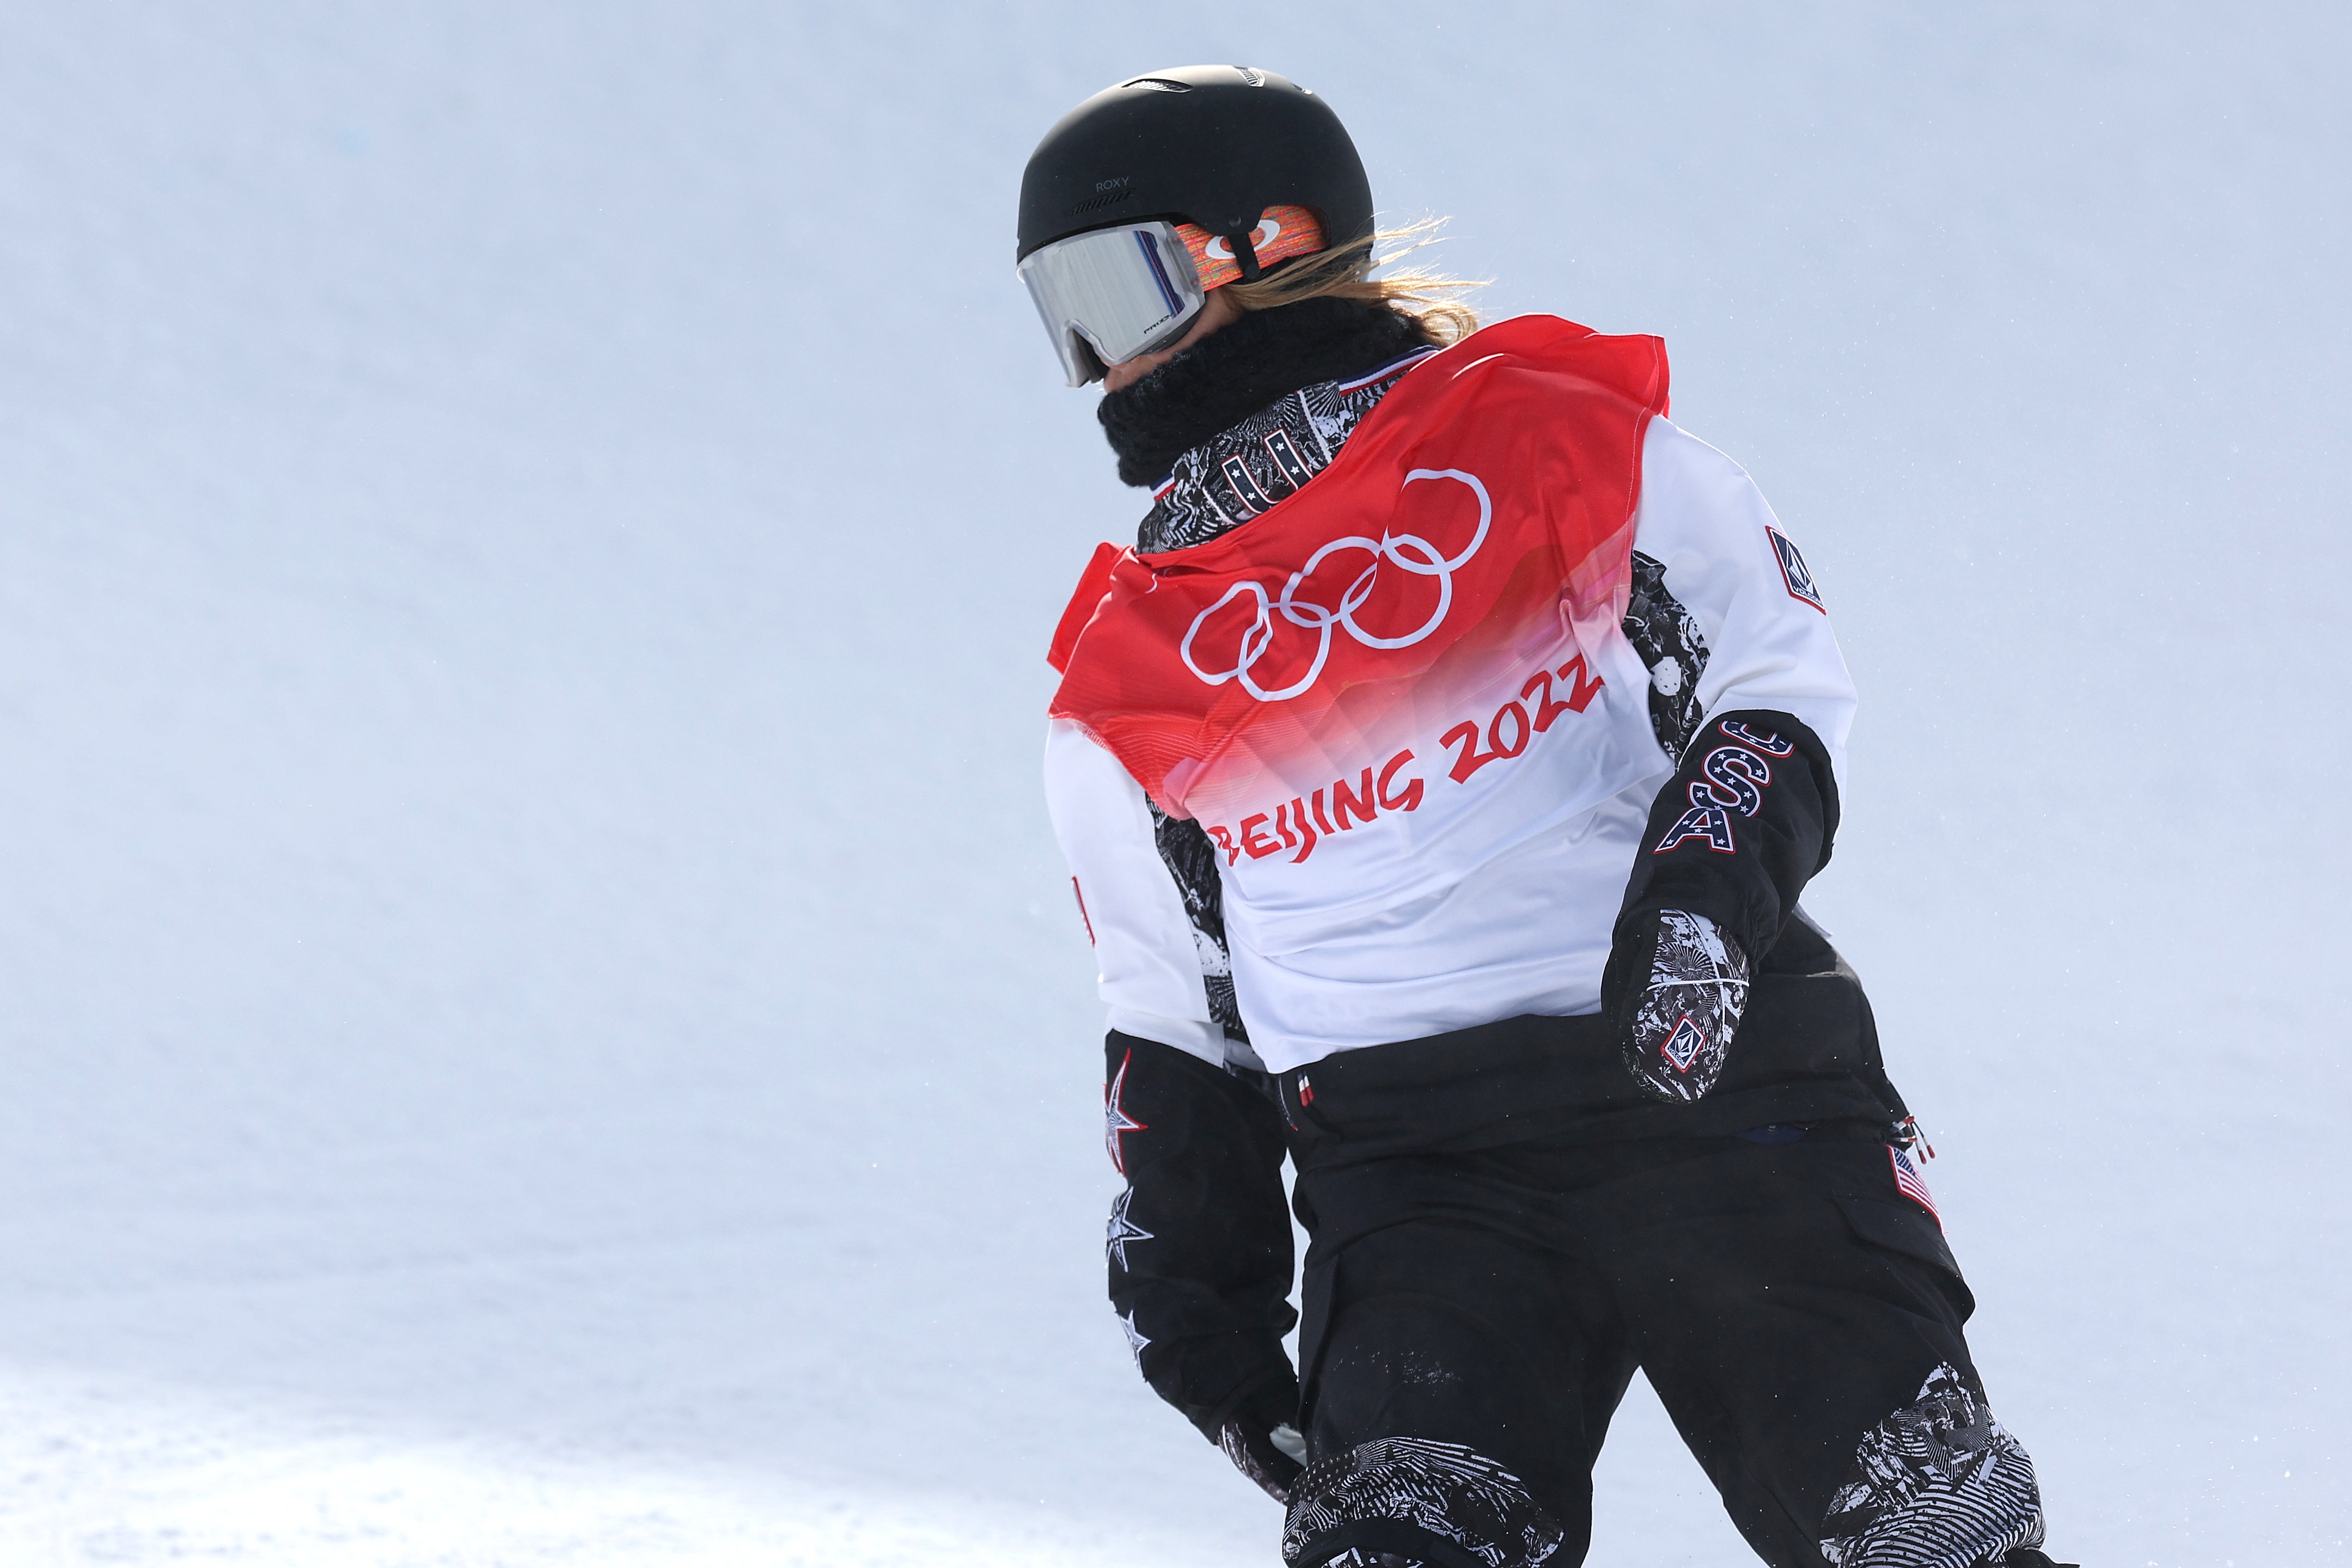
<box><xmin>1281</xmin><ymin>1129</ymin><xmax>2047</xmax><ymax>1568</ymax></box>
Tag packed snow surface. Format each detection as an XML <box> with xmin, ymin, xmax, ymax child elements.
<box><xmin>1</xmin><ymin>3</ymin><xmax>2344</xmax><ymax>1564</ymax></box>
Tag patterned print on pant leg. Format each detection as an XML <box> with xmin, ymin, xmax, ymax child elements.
<box><xmin>1818</xmin><ymin>1363</ymin><xmax>2045</xmax><ymax>1568</ymax></box>
<box><xmin>1282</xmin><ymin>1437</ymin><xmax>1565</xmax><ymax>1567</ymax></box>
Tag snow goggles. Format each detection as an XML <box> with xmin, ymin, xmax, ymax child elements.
<box><xmin>1019</xmin><ymin>206</ymin><xmax>1328</xmax><ymax>385</ymax></box>
<box><xmin>1018</xmin><ymin>220</ymin><xmax>1206</xmax><ymax>387</ymax></box>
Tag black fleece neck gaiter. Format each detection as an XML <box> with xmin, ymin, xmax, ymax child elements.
<box><xmin>1096</xmin><ymin>296</ymin><xmax>1434</xmax><ymax>488</ymax></box>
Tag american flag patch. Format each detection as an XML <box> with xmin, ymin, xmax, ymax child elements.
<box><xmin>1889</xmin><ymin>1146</ymin><xmax>1941</xmax><ymax>1229</ymax></box>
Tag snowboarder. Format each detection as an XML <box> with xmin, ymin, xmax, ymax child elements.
<box><xmin>1024</xmin><ymin>65</ymin><xmax>2069</xmax><ymax>1568</ymax></box>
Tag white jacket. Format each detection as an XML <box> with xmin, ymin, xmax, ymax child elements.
<box><xmin>1047</xmin><ymin>411</ymin><xmax>1854</xmax><ymax>1077</ymax></box>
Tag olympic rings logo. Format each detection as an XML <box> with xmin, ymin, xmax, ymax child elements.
<box><xmin>1178</xmin><ymin>468</ymin><xmax>1492</xmax><ymax>702</ymax></box>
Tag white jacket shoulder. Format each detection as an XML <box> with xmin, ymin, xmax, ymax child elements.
<box><xmin>1631</xmin><ymin>417</ymin><xmax>1856</xmax><ymax>794</ymax></box>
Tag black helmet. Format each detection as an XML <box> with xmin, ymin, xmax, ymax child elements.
<box><xmin>1016</xmin><ymin>65</ymin><xmax>1373</xmax><ymax>271</ymax></box>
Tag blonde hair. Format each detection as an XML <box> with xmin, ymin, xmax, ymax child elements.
<box><xmin>1221</xmin><ymin>218</ymin><xmax>1484</xmax><ymax>344</ymax></box>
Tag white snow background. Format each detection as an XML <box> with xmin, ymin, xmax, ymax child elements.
<box><xmin>0</xmin><ymin>3</ymin><xmax>2343</xmax><ymax>1564</ymax></box>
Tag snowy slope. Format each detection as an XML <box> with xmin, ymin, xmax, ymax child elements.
<box><xmin>0</xmin><ymin>3</ymin><xmax>2343</xmax><ymax>1563</ymax></box>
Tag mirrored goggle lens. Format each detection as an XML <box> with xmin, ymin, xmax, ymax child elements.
<box><xmin>1017</xmin><ymin>223</ymin><xmax>1204</xmax><ymax>385</ymax></box>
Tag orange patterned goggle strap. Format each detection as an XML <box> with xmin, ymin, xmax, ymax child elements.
<box><xmin>1174</xmin><ymin>205</ymin><xmax>1326</xmax><ymax>290</ymax></box>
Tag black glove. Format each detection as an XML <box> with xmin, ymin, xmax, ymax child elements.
<box><xmin>1606</xmin><ymin>709</ymin><xmax>1838</xmax><ymax>1102</ymax></box>
<box><xmin>1605</xmin><ymin>908</ymin><xmax>1750</xmax><ymax>1100</ymax></box>
<box><xmin>1212</xmin><ymin>1373</ymin><xmax>1308</xmax><ymax>1503</ymax></box>
<box><xmin>1102</xmin><ymin>1034</ymin><xmax>1301</xmax><ymax>1497</ymax></box>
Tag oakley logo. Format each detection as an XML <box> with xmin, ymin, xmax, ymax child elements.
<box><xmin>1204</xmin><ymin>215</ymin><xmax>1284</xmax><ymax>260</ymax></box>
<box><xmin>1180</xmin><ymin>468</ymin><xmax>1492</xmax><ymax>702</ymax></box>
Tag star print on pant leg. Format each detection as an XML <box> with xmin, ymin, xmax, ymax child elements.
<box><xmin>1121</xmin><ymin>1308</ymin><xmax>1152</xmax><ymax>1367</ymax></box>
<box><xmin>1104</xmin><ymin>1048</ymin><xmax>1147</xmax><ymax>1174</ymax></box>
<box><xmin>1107</xmin><ymin>1186</ymin><xmax>1153</xmax><ymax>1270</ymax></box>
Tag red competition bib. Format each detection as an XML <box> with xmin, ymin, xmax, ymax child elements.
<box><xmin>1049</xmin><ymin>315</ymin><xmax>1669</xmax><ymax>820</ymax></box>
